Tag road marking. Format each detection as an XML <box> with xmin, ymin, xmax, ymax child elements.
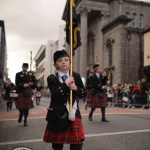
<box><xmin>0</xmin><ymin>117</ymin><xmax>45</xmax><ymax>121</ymax></box>
<box><xmin>0</xmin><ymin>113</ymin><xmax>150</xmax><ymax>121</ymax></box>
<box><xmin>85</xmin><ymin>129</ymin><xmax>150</xmax><ymax>137</ymax></box>
<box><xmin>0</xmin><ymin>129</ymin><xmax>150</xmax><ymax>146</ymax></box>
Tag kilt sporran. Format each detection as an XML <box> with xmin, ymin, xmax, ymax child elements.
<box><xmin>46</xmin><ymin>110</ymin><xmax>71</xmax><ymax>132</ymax></box>
<box><xmin>22</xmin><ymin>87</ymin><xmax>31</xmax><ymax>97</ymax></box>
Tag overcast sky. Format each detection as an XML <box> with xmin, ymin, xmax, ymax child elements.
<box><xmin>0</xmin><ymin>0</ymin><xmax>149</xmax><ymax>83</ymax></box>
<box><xmin>0</xmin><ymin>0</ymin><xmax>66</xmax><ymax>83</ymax></box>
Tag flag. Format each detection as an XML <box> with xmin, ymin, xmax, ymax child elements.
<box><xmin>66</xmin><ymin>0</ymin><xmax>81</xmax><ymax>55</ymax></box>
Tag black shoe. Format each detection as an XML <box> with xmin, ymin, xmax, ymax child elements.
<box><xmin>24</xmin><ymin>119</ymin><xmax>28</xmax><ymax>126</ymax></box>
<box><xmin>101</xmin><ymin>119</ymin><xmax>109</xmax><ymax>122</ymax></box>
<box><xmin>24</xmin><ymin>122</ymin><xmax>28</xmax><ymax>126</ymax></box>
<box><xmin>88</xmin><ymin>116</ymin><xmax>92</xmax><ymax>121</ymax></box>
<box><xmin>18</xmin><ymin>115</ymin><xmax>22</xmax><ymax>123</ymax></box>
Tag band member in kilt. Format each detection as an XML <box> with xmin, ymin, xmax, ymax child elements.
<box><xmin>43</xmin><ymin>50</ymin><xmax>86</xmax><ymax>150</ymax></box>
<box><xmin>15</xmin><ymin>63</ymin><xmax>36</xmax><ymax>126</ymax></box>
<box><xmin>35</xmin><ymin>81</ymin><xmax>44</xmax><ymax>105</ymax></box>
<box><xmin>86</xmin><ymin>64</ymin><xmax>109</xmax><ymax>122</ymax></box>
<box><xmin>4</xmin><ymin>79</ymin><xmax>15</xmax><ymax>111</ymax></box>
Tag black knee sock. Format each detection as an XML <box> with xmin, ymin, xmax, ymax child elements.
<box><xmin>24</xmin><ymin>109</ymin><xmax>29</xmax><ymax>122</ymax></box>
<box><xmin>89</xmin><ymin>108</ymin><xmax>95</xmax><ymax>117</ymax></box>
<box><xmin>19</xmin><ymin>109</ymin><xmax>23</xmax><ymax>117</ymax></box>
<box><xmin>101</xmin><ymin>107</ymin><xmax>106</xmax><ymax>119</ymax></box>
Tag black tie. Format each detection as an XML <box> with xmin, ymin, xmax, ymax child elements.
<box><xmin>24</xmin><ymin>72</ymin><xmax>28</xmax><ymax>82</ymax></box>
<box><xmin>62</xmin><ymin>75</ymin><xmax>68</xmax><ymax>81</ymax></box>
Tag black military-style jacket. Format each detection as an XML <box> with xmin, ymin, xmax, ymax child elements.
<box><xmin>86</xmin><ymin>73</ymin><xmax>108</xmax><ymax>93</ymax></box>
<box><xmin>47</xmin><ymin>71</ymin><xmax>86</xmax><ymax>121</ymax></box>
<box><xmin>15</xmin><ymin>71</ymin><xmax>36</xmax><ymax>93</ymax></box>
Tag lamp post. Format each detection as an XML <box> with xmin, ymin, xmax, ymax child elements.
<box><xmin>30</xmin><ymin>51</ymin><xmax>32</xmax><ymax>71</ymax></box>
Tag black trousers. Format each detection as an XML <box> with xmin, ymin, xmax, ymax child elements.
<box><xmin>89</xmin><ymin>107</ymin><xmax>106</xmax><ymax>119</ymax></box>
<box><xmin>19</xmin><ymin>108</ymin><xmax>29</xmax><ymax>120</ymax></box>
<box><xmin>52</xmin><ymin>143</ymin><xmax>83</xmax><ymax>150</ymax></box>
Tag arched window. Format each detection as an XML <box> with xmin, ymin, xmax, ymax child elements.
<box><xmin>106</xmin><ymin>38</ymin><xmax>114</xmax><ymax>67</ymax></box>
<box><xmin>87</xmin><ymin>31</ymin><xmax>95</xmax><ymax>65</ymax></box>
<box><xmin>125</xmin><ymin>12</ymin><xmax>130</xmax><ymax>26</ymax></box>
<box><xmin>132</xmin><ymin>13</ymin><xmax>137</xmax><ymax>28</ymax></box>
<box><xmin>139</xmin><ymin>14</ymin><xmax>143</xmax><ymax>28</ymax></box>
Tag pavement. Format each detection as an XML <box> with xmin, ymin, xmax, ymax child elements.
<box><xmin>0</xmin><ymin>97</ymin><xmax>150</xmax><ymax>150</ymax></box>
<box><xmin>0</xmin><ymin>102</ymin><xmax>149</xmax><ymax>121</ymax></box>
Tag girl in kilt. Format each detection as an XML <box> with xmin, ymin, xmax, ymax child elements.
<box><xmin>86</xmin><ymin>64</ymin><xmax>109</xmax><ymax>122</ymax></box>
<box><xmin>43</xmin><ymin>50</ymin><xmax>86</xmax><ymax>150</ymax></box>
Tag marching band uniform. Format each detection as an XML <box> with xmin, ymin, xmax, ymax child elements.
<box><xmin>43</xmin><ymin>50</ymin><xmax>86</xmax><ymax>150</ymax></box>
<box><xmin>15</xmin><ymin>63</ymin><xmax>36</xmax><ymax>126</ymax></box>
<box><xmin>35</xmin><ymin>82</ymin><xmax>44</xmax><ymax>105</ymax></box>
<box><xmin>3</xmin><ymin>79</ymin><xmax>15</xmax><ymax>111</ymax></box>
<box><xmin>86</xmin><ymin>64</ymin><xmax>109</xmax><ymax>122</ymax></box>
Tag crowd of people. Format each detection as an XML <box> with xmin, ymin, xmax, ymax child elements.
<box><xmin>105</xmin><ymin>79</ymin><xmax>150</xmax><ymax>108</ymax></box>
<box><xmin>86</xmin><ymin>70</ymin><xmax>150</xmax><ymax>108</ymax></box>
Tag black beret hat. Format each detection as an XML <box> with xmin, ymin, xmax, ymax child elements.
<box><xmin>53</xmin><ymin>50</ymin><xmax>69</xmax><ymax>63</ymax></box>
<box><xmin>93</xmin><ymin>64</ymin><xmax>100</xmax><ymax>69</ymax></box>
<box><xmin>22</xmin><ymin>63</ymin><xmax>29</xmax><ymax>68</ymax></box>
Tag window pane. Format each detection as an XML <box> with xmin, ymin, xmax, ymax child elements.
<box><xmin>132</xmin><ymin>14</ymin><xmax>136</xmax><ymax>27</ymax></box>
<box><xmin>139</xmin><ymin>14</ymin><xmax>143</xmax><ymax>28</ymax></box>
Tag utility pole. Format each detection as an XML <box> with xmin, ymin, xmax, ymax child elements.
<box><xmin>30</xmin><ymin>51</ymin><xmax>32</xmax><ymax>71</ymax></box>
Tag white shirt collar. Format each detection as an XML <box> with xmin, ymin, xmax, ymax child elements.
<box><xmin>23</xmin><ymin>71</ymin><xmax>27</xmax><ymax>75</ymax></box>
<box><xmin>96</xmin><ymin>73</ymin><xmax>100</xmax><ymax>78</ymax></box>
<box><xmin>57</xmin><ymin>70</ymin><xmax>69</xmax><ymax>78</ymax></box>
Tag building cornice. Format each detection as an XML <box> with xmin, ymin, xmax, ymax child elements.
<box><xmin>102</xmin><ymin>15</ymin><xmax>132</xmax><ymax>33</ymax></box>
<box><xmin>124</xmin><ymin>0</ymin><xmax>150</xmax><ymax>7</ymax></box>
<box><xmin>143</xmin><ymin>28</ymin><xmax>150</xmax><ymax>34</ymax></box>
<box><xmin>126</xmin><ymin>27</ymin><xmax>144</xmax><ymax>34</ymax></box>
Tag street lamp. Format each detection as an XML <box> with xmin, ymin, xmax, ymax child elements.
<box><xmin>30</xmin><ymin>51</ymin><xmax>32</xmax><ymax>71</ymax></box>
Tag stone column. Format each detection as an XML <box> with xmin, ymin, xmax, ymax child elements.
<box><xmin>79</xmin><ymin>8</ymin><xmax>88</xmax><ymax>78</ymax></box>
<box><xmin>73</xmin><ymin>47</ymin><xmax>80</xmax><ymax>73</ymax></box>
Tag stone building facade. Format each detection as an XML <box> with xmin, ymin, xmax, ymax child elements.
<box><xmin>63</xmin><ymin>0</ymin><xmax>150</xmax><ymax>84</ymax></box>
<box><xmin>34</xmin><ymin>41</ymin><xmax>58</xmax><ymax>87</ymax></box>
<box><xmin>0</xmin><ymin>20</ymin><xmax>8</xmax><ymax>88</ymax></box>
<box><xmin>34</xmin><ymin>25</ymin><xmax>66</xmax><ymax>87</ymax></box>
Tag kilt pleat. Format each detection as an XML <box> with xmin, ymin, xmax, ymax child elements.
<box><xmin>43</xmin><ymin>116</ymin><xmax>85</xmax><ymax>144</ymax></box>
<box><xmin>17</xmin><ymin>91</ymin><xmax>32</xmax><ymax>109</ymax></box>
<box><xmin>86</xmin><ymin>90</ymin><xmax>108</xmax><ymax>108</ymax></box>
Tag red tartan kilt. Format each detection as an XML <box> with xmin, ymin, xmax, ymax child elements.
<box><xmin>85</xmin><ymin>90</ymin><xmax>93</xmax><ymax>100</ymax></box>
<box><xmin>17</xmin><ymin>91</ymin><xmax>32</xmax><ymax>109</ymax></box>
<box><xmin>43</xmin><ymin>116</ymin><xmax>85</xmax><ymax>144</ymax></box>
<box><xmin>87</xmin><ymin>90</ymin><xmax>108</xmax><ymax>108</ymax></box>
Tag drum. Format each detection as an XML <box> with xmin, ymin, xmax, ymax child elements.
<box><xmin>10</xmin><ymin>90</ymin><xmax>18</xmax><ymax>98</ymax></box>
<box><xmin>107</xmin><ymin>94</ymin><xmax>114</xmax><ymax>98</ymax></box>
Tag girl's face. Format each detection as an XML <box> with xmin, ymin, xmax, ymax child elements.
<box><xmin>54</xmin><ymin>57</ymin><xmax>70</xmax><ymax>72</ymax></box>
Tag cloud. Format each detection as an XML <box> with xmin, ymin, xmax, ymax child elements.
<box><xmin>0</xmin><ymin>0</ymin><xmax>66</xmax><ymax>82</ymax></box>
